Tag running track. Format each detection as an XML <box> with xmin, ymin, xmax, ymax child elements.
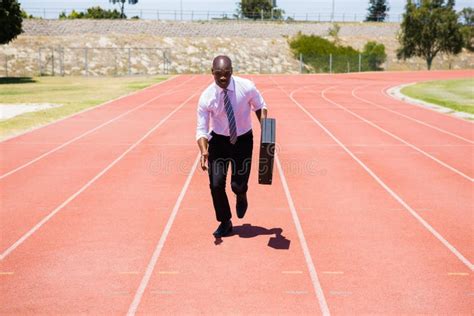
<box><xmin>0</xmin><ymin>71</ymin><xmax>472</xmax><ymax>314</ymax></box>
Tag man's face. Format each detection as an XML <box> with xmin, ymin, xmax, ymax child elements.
<box><xmin>212</xmin><ymin>65</ymin><xmax>233</xmax><ymax>89</ymax></box>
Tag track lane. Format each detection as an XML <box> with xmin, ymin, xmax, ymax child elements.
<box><xmin>132</xmin><ymin>112</ymin><xmax>325</xmax><ymax>315</ymax></box>
<box><xmin>352</xmin><ymin>84</ymin><xmax>473</xmax><ymax>144</ymax></box>
<box><xmin>319</xmin><ymin>84</ymin><xmax>473</xmax><ymax>179</ymax></box>
<box><xmin>0</xmin><ymin>79</ymin><xmax>210</xmax><ymax>314</ymax></box>
<box><xmin>0</xmin><ymin>76</ymin><xmax>208</xmax><ymax>258</ymax></box>
<box><xmin>266</xmin><ymin>75</ymin><xmax>472</xmax><ymax>313</ymax></box>
<box><xmin>288</xmin><ymin>85</ymin><xmax>473</xmax><ymax>264</ymax></box>
<box><xmin>2</xmin><ymin>72</ymin><xmax>472</xmax><ymax>314</ymax></box>
<box><xmin>0</xmin><ymin>75</ymin><xmax>192</xmax><ymax>175</ymax></box>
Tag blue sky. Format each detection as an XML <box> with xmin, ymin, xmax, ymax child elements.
<box><xmin>19</xmin><ymin>0</ymin><xmax>473</xmax><ymax>21</ymax></box>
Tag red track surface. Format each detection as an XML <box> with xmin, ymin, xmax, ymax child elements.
<box><xmin>1</xmin><ymin>71</ymin><xmax>472</xmax><ymax>314</ymax></box>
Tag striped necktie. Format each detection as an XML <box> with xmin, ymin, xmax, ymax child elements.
<box><xmin>223</xmin><ymin>89</ymin><xmax>238</xmax><ymax>145</ymax></box>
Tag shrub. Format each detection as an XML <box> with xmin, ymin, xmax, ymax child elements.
<box><xmin>361</xmin><ymin>41</ymin><xmax>387</xmax><ymax>71</ymax></box>
<box><xmin>59</xmin><ymin>6</ymin><xmax>124</xmax><ymax>19</ymax></box>
<box><xmin>289</xmin><ymin>33</ymin><xmax>359</xmax><ymax>73</ymax></box>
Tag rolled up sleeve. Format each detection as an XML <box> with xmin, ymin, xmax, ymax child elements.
<box><xmin>196</xmin><ymin>98</ymin><xmax>210</xmax><ymax>141</ymax></box>
<box><xmin>249</xmin><ymin>83</ymin><xmax>267</xmax><ymax>112</ymax></box>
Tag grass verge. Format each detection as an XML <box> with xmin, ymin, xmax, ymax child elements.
<box><xmin>401</xmin><ymin>78</ymin><xmax>474</xmax><ymax>115</ymax></box>
<box><xmin>0</xmin><ymin>75</ymin><xmax>169</xmax><ymax>139</ymax></box>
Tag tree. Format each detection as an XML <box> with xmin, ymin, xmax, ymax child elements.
<box><xmin>397</xmin><ymin>0</ymin><xmax>463</xmax><ymax>70</ymax></box>
<box><xmin>459</xmin><ymin>7</ymin><xmax>473</xmax><ymax>51</ymax></box>
<box><xmin>0</xmin><ymin>0</ymin><xmax>23</xmax><ymax>44</ymax></box>
<box><xmin>366</xmin><ymin>0</ymin><xmax>390</xmax><ymax>22</ymax></box>
<box><xmin>109</xmin><ymin>0</ymin><xmax>138</xmax><ymax>19</ymax></box>
<box><xmin>237</xmin><ymin>0</ymin><xmax>284</xmax><ymax>20</ymax></box>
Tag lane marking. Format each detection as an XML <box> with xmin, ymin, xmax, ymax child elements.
<box><xmin>0</xmin><ymin>75</ymin><xmax>178</xmax><ymax>144</ymax></box>
<box><xmin>286</xmin><ymin>290</ymin><xmax>308</xmax><ymax>295</ymax></box>
<box><xmin>110</xmin><ymin>290</ymin><xmax>130</xmax><ymax>296</ymax></box>
<box><xmin>322</xmin><ymin>271</ymin><xmax>344</xmax><ymax>275</ymax></box>
<box><xmin>0</xmin><ymin>272</ymin><xmax>14</xmax><ymax>275</ymax></box>
<box><xmin>319</xmin><ymin>85</ymin><xmax>473</xmax><ymax>182</ymax></box>
<box><xmin>0</xmin><ymin>84</ymin><xmax>207</xmax><ymax>261</ymax></box>
<box><xmin>448</xmin><ymin>272</ymin><xmax>469</xmax><ymax>276</ymax></box>
<box><xmin>150</xmin><ymin>290</ymin><xmax>175</xmax><ymax>295</ymax></box>
<box><xmin>275</xmin><ymin>155</ymin><xmax>331</xmax><ymax>316</ymax></box>
<box><xmin>329</xmin><ymin>291</ymin><xmax>352</xmax><ymax>296</ymax></box>
<box><xmin>352</xmin><ymin>85</ymin><xmax>474</xmax><ymax>144</ymax></box>
<box><xmin>0</xmin><ymin>76</ymin><xmax>197</xmax><ymax>180</ymax></box>
<box><xmin>273</xmin><ymin>80</ymin><xmax>474</xmax><ymax>272</ymax></box>
<box><xmin>126</xmin><ymin>153</ymin><xmax>200</xmax><ymax>316</ymax></box>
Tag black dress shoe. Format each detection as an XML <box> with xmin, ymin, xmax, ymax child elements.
<box><xmin>236</xmin><ymin>194</ymin><xmax>248</xmax><ymax>219</ymax></box>
<box><xmin>213</xmin><ymin>220</ymin><xmax>233</xmax><ymax>238</ymax></box>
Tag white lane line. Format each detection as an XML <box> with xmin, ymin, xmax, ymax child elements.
<box><xmin>275</xmin><ymin>155</ymin><xmax>330</xmax><ymax>316</ymax></box>
<box><xmin>282</xmin><ymin>83</ymin><xmax>474</xmax><ymax>271</ymax></box>
<box><xmin>318</xmin><ymin>86</ymin><xmax>473</xmax><ymax>182</ymax></box>
<box><xmin>351</xmin><ymin>85</ymin><xmax>474</xmax><ymax>144</ymax></box>
<box><xmin>0</xmin><ymin>85</ymin><xmax>206</xmax><ymax>261</ymax></box>
<box><xmin>0</xmin><ymin>75</ymin><xmax>179</xmax><ymax>143</ymax></box>
<box><xmin>0</xmin><ymin>76</ymin><xmax>197</xmax><ymax>180</ymax></box>
<box><xmin>126</xmin><ymin>153</ymin><xmax>200</xmax><ymax>316</ymax></box>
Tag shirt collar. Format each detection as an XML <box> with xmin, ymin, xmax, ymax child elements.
<box><xmin>216</xmin><ymin>76</ymin><xmax>235</xmax><ymax>93</ymax></box>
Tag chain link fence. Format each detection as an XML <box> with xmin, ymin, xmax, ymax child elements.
<box><xmin>2</xmin><ymin>48</ymin><xmax>470</xmax><ymax>77</ymax></box>
<box><xmin>299</xmin><ymin>53</ymin><xmax>387</xmax><ymax>73</ymax></box>
<box><xmin>2</xmin><ymin>47</ymin><xmax>172</xmax><ymax>77</ymax></box>
<box><xmin>23</xmin><ymin>8</ymin><xmax>404</xmax><ymax>23</ymax></box>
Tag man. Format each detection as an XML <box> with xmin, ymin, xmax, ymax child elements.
<box><xmin>196</xmin><ymin>55</ymin><xmax>268</xmax><ymax>238</ymax></box>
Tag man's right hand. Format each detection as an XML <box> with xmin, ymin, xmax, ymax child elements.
<box><xmin>200</xmin><ymin>152</ymin><xmax>209</xmax><ymax>171</ymax></box>
<box><xmin>197</xmin><ymin>137</ymin><xmax>209</xmax><ymax>171</ymax></box>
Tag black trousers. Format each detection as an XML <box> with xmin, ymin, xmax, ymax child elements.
<box><xmin>208</xmin><ymin>130</ymin><xmax>253</xmax><ymax>222</ymax></box>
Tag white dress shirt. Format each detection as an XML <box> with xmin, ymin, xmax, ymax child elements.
<box><xmin>196</xmin><ymin>76</ymin><xmax>267</xmax><ymax>140</ymax></box>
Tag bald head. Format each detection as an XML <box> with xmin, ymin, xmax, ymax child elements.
<box><xmin>212</xmin><ymin>55</ymin><xmax>233</xmax><ymax>89</ymax></box>
<box><xmin>212</xmin><ymin>55</ymin><xmax>232</xmax><ymax>69</ymax></box>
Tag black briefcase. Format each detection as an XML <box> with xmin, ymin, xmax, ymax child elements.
<box><xmin>258</xmin><ymin>118</ymin><xmax>276</xmax><ymax>185</ymax></box>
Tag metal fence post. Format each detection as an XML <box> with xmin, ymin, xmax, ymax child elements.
<box><xmin>128</xmin><ymin>48</ymin><xmax>131</xmax><ymax>76</ymax></box>
<box><xmin>299</xmin><ymin>53</ymin><xmax>303</xmax><ymax>74</ymax></box>
<box><xmin>329</xmin><ymin>54</ymin><xmax>333</xmax><ymax>74</ymax></box>
<box><xmin>347</xmin><ymin>61</ymin><xmax>350</xmax><ymax>73</ymax></box>
<box><xmin>60</xmin><ymin>47</ymin><xmax>64</xmax><ymax>76</ymax></box>
<box><xmin>84</xmin><ymin>47</ymin><xmax>88</xmax><ymax>76</ymax></box>
<box><xmin>51</xmin><ymin>47</ymin><xmax>55</xmax><ymax>76</ymax></box>
<box><xmin>261</xmin><ymin>9</ymin><xmax>264</xmax><ymax>21</ymax></box>
<box><xmin>38</xmin><ymin>48</ymin><xmax>42</xmax><ymax>76</ymax></box>
<box><xmin>358</xmin><ymin>54</ymin><xmax>362</xmax><ymax>72</ymax></box>
<box><xmin>114</xmin><ymin>50</ymin><xmax>118</xmax><ymax>76</ymax></box>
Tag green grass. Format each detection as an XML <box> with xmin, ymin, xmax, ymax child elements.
<box><xmin>401</xmin><ymin>78</ymin><xmax>474</xmax><ymax>115</ymax></box>
<box><xmin>0</xmin><ymin>76</ymin><xmax>169</xmax><ymax>139</ymax></box>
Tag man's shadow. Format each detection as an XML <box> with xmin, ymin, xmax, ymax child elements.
<box><xmin>214</xmin><ymin>223</ymin><xmax>291</xmax><ymax>250</ymax></box>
